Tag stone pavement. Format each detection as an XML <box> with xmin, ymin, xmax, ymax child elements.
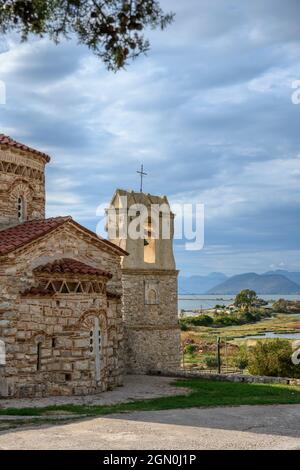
<box><xmin>0</xmin><ymin>375</ymin><xmax>188</xmax><ymax>409</ymax></box>
<box><xmin>0</xmin><ymin>404</ymin><xmax>299</xmax><ymax>450</ymax></box>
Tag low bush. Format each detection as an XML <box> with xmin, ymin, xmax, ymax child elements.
<box><xmin>272</xmin><ymin>299</ymin><xmax>288</xmax><ymax>313</ymax></box>
<box><xmin>179</xmin><ymin>308</ymin><xmax>272</xmax><ymax>331</ymax></box>
<box><xmin>179</xmin><ymin>321</ymin><xmax>189</xmax><ymax>331</ymax></box>
<box><xmin>232</xmin><ymin>346</ymin><xmax>249</xmax><ymax>371</ymax></box>
<box><xmin>272</xmin><ymin>299</ymin><xmax>300</xmax><ymax>314</ymax></box>
<box><xmin>204</xmin><ymin>355</ymin><xmax>219</xmax><ymax>369</ymax></box>
<box><xmin>248</xmin><ymin>339</ymin><xmax>300</xmax><ymax>378</ymax></box>
<box><xmin>179</xmin><ymin>315</ymin><xmax>214</xmax><ymax>330</ymax></box>
<box><xmin>184</xmin><ymin>344</ymin><xmax>197</xmax><ymax>355</ymax></box>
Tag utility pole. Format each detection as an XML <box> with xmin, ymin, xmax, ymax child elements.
<box><xmin>217</xmin><ymin>336</ymin><xmax>221</xmax><ymax>374</ymax></box>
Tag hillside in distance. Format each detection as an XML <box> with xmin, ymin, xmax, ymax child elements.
<box><xmin>206</xmin><ymin>272</ymin><xmax>300</xmax><ymax>295</ymax></box>
<box><xmin>179</xmin><ymin>272</ymin><xmax>227</xmax><ymax>294</ymax></box>
<box><xmin>265</xmin><ymin>270</ymin><xmax>300</xmax><ymax>286</ymax></box>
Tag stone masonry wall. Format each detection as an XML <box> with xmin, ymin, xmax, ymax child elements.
<box><xmin>0</xmin><ymin>148</ymin><xmax>46</xmax><ymax>229</ymax></box>
<box><xmin>0</xmin><ymin>223</ymin><xmax>124</xmax><ymax>397</ymax></box>
<box><xmin>122</xmin><ymin>270</ymin><xmax>181</xmax><ymax>374</ymax></box>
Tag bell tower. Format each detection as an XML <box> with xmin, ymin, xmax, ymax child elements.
<box><xmin>107</xmin><ymin>189</ymin><xmax>181</xmax><ymax>373</ymax></box>
<box><xmin>0</xmin><ymin>134</ymin><xmax>50</xmax><ymax>230</ymax></box>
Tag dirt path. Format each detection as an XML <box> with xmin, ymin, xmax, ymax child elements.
<box><xmin>0</xmin><ymin>405</ymin><xmax>299</xmax><ymax>450</ymax></box>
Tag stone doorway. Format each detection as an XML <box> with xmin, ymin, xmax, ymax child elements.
<box><xmin>80</xmin><ymin>309</ymin><xmax>107</xmax><ymax>388</ymax></box>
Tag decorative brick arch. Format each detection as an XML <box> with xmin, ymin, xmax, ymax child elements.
<box><xmin>9</xmin><ymin>179</ymin><xmax>34</xmax><ymax>202</ymax></box>
<box><xmin>78</xmin><ymin>309</ymin><xmax>108</xmax><ymax>332</ymax></box>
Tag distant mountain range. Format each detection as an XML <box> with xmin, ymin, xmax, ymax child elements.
<box><xmin>265</xmin><ymin>270</ymin><xmax>300</xmax><ymax>286</ymax></box>
<box><xmin>179</xmin><ymin>270</ymin><xmax>300</xmax><ymax>295</ymax></box>
<box><xmin>207</xmin><ymin>273</ymin><xmax>300</xmax><ymax>295</ymax></box>
<box><xmin>179</xmin><ymin>272</ymin><xmax>228</xmax><ymax>294</ymax></box>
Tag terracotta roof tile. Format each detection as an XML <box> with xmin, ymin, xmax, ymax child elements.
<box><xmin>0</xmin><ymin>216</ymin><xmax>127</xmax><ymax>257</ymax></box>
<box><xmin>0</xmin><ymin>217</ymin><xmax>70</xmax><ymax>256</ymax></box>
<box><xmin>33</xmin><ymin>258</ymin><xmax>112</xmax><ymax>278</ymax></box>
<box><xmin>0</xmin><ymin>134</ymin><xmax>50</xmax><ymax>162</ymax></box>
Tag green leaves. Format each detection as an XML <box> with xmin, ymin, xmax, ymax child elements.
<box><xmin>0</xmin><ymin>0</ymin><xmax>174</xmax><ymax>70</ymax></box>
<box><xmin>248</xmin><ymin>339</ymin><xmax>300</xmax><ymax>378</ymax></box>
<box><xmin>234</xmin><ymin>289</ymin><xmax>258</xmax><ymax>310</ymax></box>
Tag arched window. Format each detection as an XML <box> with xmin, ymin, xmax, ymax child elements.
<box><xmin>148</xmin><ymin>289</ymin><xmax>157</xmax><ymax>304</ymax></box>
<box><xmin>89</xmin><ymin>321</ymin><xmax>102</xmax><ymax>383</ymax></box>
<box><xmin>37</xmin><ymin>342</ymin><xmax>42</xmax><ymax>371</ymax></box>
<box><xmin>145</xmin><ymin>281</ymin><xmax>160</xmax><ymax>305</ymax></box>
<box><xmin>17</xmin><ymin>196</ymin><xmax>26</xmax><ymax>222</ymax></box>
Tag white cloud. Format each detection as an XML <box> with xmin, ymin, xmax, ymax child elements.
<box><xmin>1</xmin><ymin>0</ymin><xmax>300</xmax><ymax>275</ymax></box>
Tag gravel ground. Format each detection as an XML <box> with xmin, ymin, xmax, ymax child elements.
<box><xmin>0</xmin><ymin>405</ymin><xmax>299</xmax><ymax>450</ymax></box>
<box><xmin>0</xmin><ymin>375</ymin><xmax>188</xmax><ymax>409</ymax></box>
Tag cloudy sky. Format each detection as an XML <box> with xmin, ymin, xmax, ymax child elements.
<box><xmin>1</xmin><ymin>0</ymin><xmax>300</xmax><ymax>277</ymax></box>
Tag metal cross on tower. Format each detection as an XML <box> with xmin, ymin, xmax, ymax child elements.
<box><xmin>136</xmin><ymin>164</ymin><xmax>147</xmax><ymax>192</ymax></box>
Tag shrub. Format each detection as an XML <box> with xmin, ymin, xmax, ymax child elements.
<box><xmin>179</xmin><ymin>320</ymin><xmax>189</xmax><ymax>331</ymax></box>
<box><xmin>213</xmin><ymin>308</ymin><xmax>271</xmax><ymax>327</ymax></box>
<box><xmin>248</xmin><ymin>339</ymin><xmax>300</xmax><ymax>378</ymax></box>
<box><xmin>214</xmin><ymin>314</ymin><xmax>239</xmax><ymax>326</ymax></box>
<box><xmin>272</xmin><ymin>299</ymin><xmax>300</xmax><ymax>314</ymax></box>
<box><xmin>204</xmin><ymin>355</ymin><xmax>219</xmax><ymax>369</ymax></box>
<box><xmin>185</xmin><ymin>344</ymin><xmax>197</xmax><ymax>355</ymax></box>
<box><xmin>233</xmin><ymin>346</ymin><xmax>249</xmax><ymax>371</ymax></box>
<box><xmin>179</xmin><ymin>315</ymin><xmax>214</xmax><ymax>329</ymax></box>
<box><xmin>189</xmin><ymin>315</ymin><xmax>214</xmax><ymax>327</ymax></box>
<box><xmin>272</xmin><ymin>299</ymin><xmax>288</xmax><ymax>313</ymax></box>
<box><xmin>180</xmin><ymin>309</ymin><xmax>271</xmax><ymax>330</ymax></box>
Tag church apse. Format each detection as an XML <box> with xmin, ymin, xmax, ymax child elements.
<box><xmin>0</xmin><ymin>134</ymin><xmax>49</xmax><ymax>230</ymax></box>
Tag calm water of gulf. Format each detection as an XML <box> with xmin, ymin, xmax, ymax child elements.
<box><xmin>239</xmin><ymin>332</ymin><xmax>300</xmax><ymax>340</ymax></box>
<box><xmin>178</xmin><ymin>294</ymin><xmax>300</xmax><ymax>311</ymax></box>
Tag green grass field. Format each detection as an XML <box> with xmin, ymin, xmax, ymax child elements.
<box><xmin>1</xmin><ymin>378</ymin><xmax>300</xmax><ymax>418</ymax></box>
<box><xmin>181</xmin><ymin>313</ymin><xmax>300</xmax><ymax>370</ymax></box>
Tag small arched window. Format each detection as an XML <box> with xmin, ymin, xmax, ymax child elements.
<box><xmin>37</xmin><ymin>342</ymin><xmax>42</xmax><ymax>371</ymax></box>
<box><xmin>148</xmin><ymin>289</ymin><xmax>157</xmax><ymax>304</ymax></box>
<box><xmin>17</xmin><ymin>196</ymin><xmax>26</xmax><ymax>222</ymax></box>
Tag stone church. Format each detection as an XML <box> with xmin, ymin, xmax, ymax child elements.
<box><xmin>0</xmin><ymin>134</ymin><xmax>181</xmax><ymax>397</ymax></box>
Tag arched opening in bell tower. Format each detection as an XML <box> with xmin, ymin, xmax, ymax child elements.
<box><xmin>143</xmin><ymin>216</ymin><xmax>156</xmax><ymax>263</ymax></box>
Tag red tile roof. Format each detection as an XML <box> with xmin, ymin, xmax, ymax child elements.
<box><xmin>34</xmin><ymin>258</ymin><xmax>112</xmax><ymax>278</ymax></box>
<box><xmin>0</xmin><ymin>216</ymin><xmax>127</xmax><ymax>257</ymax></box>
<box><xmin>0</xmin><ymin>134</ymin><xmax>51</xmax><ymax>163</ymax></box>
<box><xmin>0</xmin><ymin>217</ymin><xmax>70</xmax><ymax>256</ymax></box>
